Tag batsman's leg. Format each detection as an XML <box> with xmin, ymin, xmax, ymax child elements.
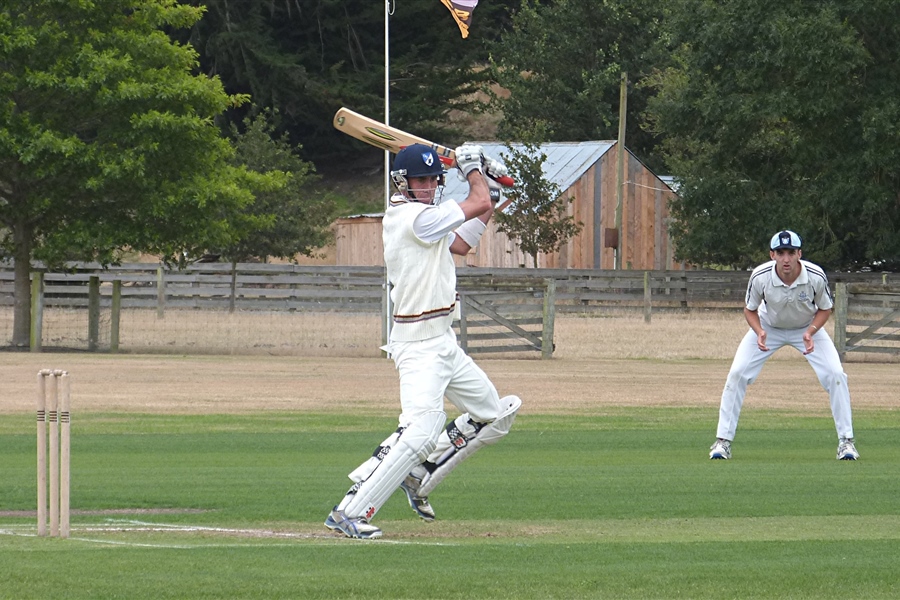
<box><xmin>413</xmin><ymin>343</ymin><xmax>521</xmax><ymax>498</ymax></box>
<box><xmin>418</xmin><ymin>395</ymin><xmax>521</xmax><ymax>497</ymax></box>
<box><xmin>335</xmin><ymin>410</ymin><xmax>444</xmax><ymax>526</ymax></box>
<box><xmin>344</xmin><ymin>426</ymin><xmax>404</xmax><ymax>486</ymax></box>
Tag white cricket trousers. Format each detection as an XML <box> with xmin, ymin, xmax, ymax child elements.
<box><xmin>391</xmin><ymin>329</ymin><xmax>503</xmax><ymax>431</ymax></box>
<box><xmin>716</xmin><ymin>326</ymin><xmax>854</xmax><ymax>442</ymax></box>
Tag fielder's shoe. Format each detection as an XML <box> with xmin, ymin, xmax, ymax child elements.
<box><xmin>324</xmin><ymin>507</ymin><xmax>382</xmax><ymax>539</ymax></box>
<box><xmin>399</xmin><ymin>474</ymin><xmax>435</xmax><ymax>521</ymax></box>
<box><xmin>837</xmin><ymin>438</ymin><xmax>860</xmax><ymax>460</ymax></box>
<box><xmin>709</xmin><ymin>438</ymin><xmax>732</xmax><ymax>460</ymax></box>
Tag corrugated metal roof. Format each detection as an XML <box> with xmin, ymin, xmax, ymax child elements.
<box><xmin>658</xmin><ymin>175</ymin><xmax>679</xmax><ymax>193</ymax></box>
<box><xmin>441</xmin><ymin>141</ymin><xmax>615</xmax><ymax>202</ymax></box>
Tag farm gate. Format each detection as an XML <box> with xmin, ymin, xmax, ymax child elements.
<box><xmin>834</xmin><ymin>282</ymin><xmax>900</xmax><ymax>359</ymax></box>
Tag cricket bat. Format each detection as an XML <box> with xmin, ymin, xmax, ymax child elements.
<box><xmin>333</xmin><ymin>107</ymin><xmax>514</xmax><ymax>187</ymax></box>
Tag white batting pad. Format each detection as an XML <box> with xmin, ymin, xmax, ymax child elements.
<box><xmin>347</xmin><ymin>429</ymin><xmax>402</xmax><ymax>483</ymax></box>
<box><xmin>342</xmin><ymin>410</ymin><xmax>444</xmax><ymax>520</ymax></box>
<box><xmin>418</xmin><ymin>395</ymin><xmax>521</xmax><ymax>497</ymax></box>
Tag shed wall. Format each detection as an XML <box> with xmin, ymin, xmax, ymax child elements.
<box><xmin>333</xmin><ymin>144</ymin><xmax>680</xmax><ymax>270</ymax></box>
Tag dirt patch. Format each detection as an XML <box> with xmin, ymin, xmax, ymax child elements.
<box><xmin>0</xmin><ymin>312</ymin><xmax>896</xmax><ymax>415</ymax></box>
<box><xmin>0</xmin><ymin>352</ymin><xmax>896</xmax><ymax>416</ymax></box>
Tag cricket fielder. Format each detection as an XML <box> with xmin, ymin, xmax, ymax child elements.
<box><xmin>709</xmin><ymin>230</ymin><xmax>858</xmax><ymax>461</ymax></box>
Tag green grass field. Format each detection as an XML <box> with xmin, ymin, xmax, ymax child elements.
<box><xmin>2</xmin><ymin>408</ymin><xmax>899</xmax><ymax>599</ymax></box>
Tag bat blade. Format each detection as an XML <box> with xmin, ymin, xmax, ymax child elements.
<box><xmin>334</xmin><ymin>108</ymin><xmax>455</xmax><ymax>162</ymax></box>
<box><xmin>333</xmin><ymin>107</ymin><xmax>514</xmax><ymax>187</ymax></box>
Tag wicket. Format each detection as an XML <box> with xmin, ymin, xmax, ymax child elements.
<box><xmin>36</xmin><ymin>369</ymin><xmax>70</xmax><ymax>538</ymax></box>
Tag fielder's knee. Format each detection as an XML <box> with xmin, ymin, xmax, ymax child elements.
<box><xmin>726</xmin><ymin>370</ymin><xmax>755</xmax><ymax>390</ymax></box>
<box><xmin>820</xmin><ymin>370</ymin><xmax>848</xmax><ymax>392</ymax></box>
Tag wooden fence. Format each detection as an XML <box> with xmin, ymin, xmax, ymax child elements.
<box><xmin>2</xmin><ymin>263</ymin><xmax>897</xmax><ymax>356</ymax></box>
<box><xmin>20</xmin><ymin>263</ymin><xmax>386</xmax><ymax>312</ymax></box>
<box><xmin>455</xmin><ymin>276</ymin><xmax>556</xmax><ymax>357</ymax></box>
<box><xmin>833</xmin><ymin>282</ymin><xmax>900</xmax><ymax>359</ymax></box>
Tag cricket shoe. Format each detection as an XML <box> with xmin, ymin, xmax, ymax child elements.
<box><xmin>399</xmin><ymin>474</ymin><xmax>435</xmax><ymax>521</ymax></box>
<box><xmin>324</xmin><ymin>507</ymin><xmax>382</xmax><ymax>539</ymax></box>
<box><xmin>709</xmin><ymin>438</ymin><xmax>732</xmax><ymax>460</ymax></box>
<box><xmin>837</xmin><ymin>438</ymin><xmax>860</xmax><ymax>460</ymax></box>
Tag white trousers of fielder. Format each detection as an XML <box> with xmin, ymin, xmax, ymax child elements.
<box><xmin>716</xmin><ymin>325</ymin><xmax>854</xmax><ymax>442</ymax></box>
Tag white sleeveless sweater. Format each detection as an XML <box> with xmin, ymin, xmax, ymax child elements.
<box><xmin>382</xmin><ymin>198</ymin><xmax>460</xmax><ymax>341</ymax></box>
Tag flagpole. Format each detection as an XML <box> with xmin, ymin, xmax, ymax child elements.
<box><xmin>383</xmin><ymin>0</ymin><xmax>392</xmax><ymax>352</ymax></box>
<box><xmin>384</xmin><ymin>0</ymin><xmax>390</xmax><ymax>197</ymax></box>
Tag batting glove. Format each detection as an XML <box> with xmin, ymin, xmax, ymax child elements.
<box><xmin>485</xmin><ymin>158</ymin><xmax>509</xmax><ymax>186</ymax></box>
<box><xmin>454</xmin><ymin>144</ymin><xmax>484</xmax><ymax>178</ymax></box>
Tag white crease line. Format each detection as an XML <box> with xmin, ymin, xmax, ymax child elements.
<box><xmin>102</xmin><ymin>520</ymin><xmax>458</xmax><ymax>545</ymax></box>
<box><xmin>100</xmin><ymin>519</ymin><xmax>334</xmax><ymax>539</ymax></box>
<box><xmin>68</xmin><ymin>537</ymin><xmax>351</xmax><ymax>549</ymax></box>
<box><xmin>0</xmin><ymin>529</ymin><xmax>35</xmax><ymax>537</ymax></box>
<box><xmin>1</xmin><ymin>522</ymin><xmax>459</xmax><ymax>547</ymax></box>
<box><xmin>70</xmin><ymin>537</ymin><xmax>199</xmax><ymax>549</ymax></box>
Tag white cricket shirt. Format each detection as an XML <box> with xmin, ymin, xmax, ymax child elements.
<box><xmin>745</xmin><ymin>260</ymin><xmax>834</xmax><ymax>329</ymax></box>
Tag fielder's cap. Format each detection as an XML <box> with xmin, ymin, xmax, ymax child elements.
<box><xmin>770</xmin><ymin>230</ymin><xmax>802</xmax><ymax>250</ymax></box>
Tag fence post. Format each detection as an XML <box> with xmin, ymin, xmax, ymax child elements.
<box><xmin>88</xmin><ymin>276</ymin><xmax>100</xmax><ymax>351</ymax></box>
<box><xmin>156</xmin><ymin>265</ymin><xmax>165</xmax><ymax>319</ymax></box>
<box><xmin>381</xmin><ymin>280</ymin><xmax>389</xmax><ymax>356</ymax></box>
<box><xmin>458</xmin><ymin>292</ymin><xmax>468</xmax><ymax>352</ymax></box>
<box><xmin>542</xmin><ymin>278</ymin><xmax>556</xmax><ymax>359</ymax></box>
<box><xmin>834</xmin><ymin>282</ymin><xmax>848</xmax><ymax>360</ymax></box>
<box><xmin>643</xmin><ymin>271</ymin><xmax>652</xmax><ymax>323</ymax></box>
<box><xmin>30</xmin><ymin>271</ymin><xmax>44</xmax><ymax>352</ymax></box>
<box><xmin>110</xmin><ymin>280</ymin><xmax>122</xmax><ymax>353</ymax></box>
<box><xmin>229</xmin><ymin>261</ymin><xmax>237</xmax><ymax>314</ymax></box>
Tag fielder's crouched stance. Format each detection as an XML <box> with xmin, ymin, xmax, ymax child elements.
<box><xmin>709</xmin><ymin>230</ymin><xmax>858</xmax><ymax>462</ymax></box>
<box><xmin>325</xmin><ymin>143</ymin><xmax>521</xmax><ymax>539</ymax></box>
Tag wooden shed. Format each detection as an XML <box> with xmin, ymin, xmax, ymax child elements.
<box><xmin>333</xmin><ymin>214</ymin><xmax>383</xmax><ymax>266</ymax></box>
<box><xmin>332</xmin><ymin>141</ymin><xmax>681</xmax><ymax>270</ymax></box>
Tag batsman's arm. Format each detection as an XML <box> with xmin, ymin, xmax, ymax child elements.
<box><xmin>432</xmin><ymin>153</ymin><xmax>515</xmax><ymax>188</ymax></box>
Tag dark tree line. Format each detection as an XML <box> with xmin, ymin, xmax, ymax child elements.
<box><xmin>175</xmin><ymin>0</ymin><xmax>520</xmax><ymax>164</ymax></box>
<box><xmin>648</xmin><ymin>0</ymin><xmax>900</xmax><ymax>270</ymax></box>
<box><xmin>4</xmin><ymin>0</ymin><xmax>897</xmax><ymax>326</ymax></box>
<box><xmin>182</xmin><ymin>0</ymin><xmax>899</xmax><ymax>270</ymax></box>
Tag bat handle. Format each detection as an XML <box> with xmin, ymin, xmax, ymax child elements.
<box><xmin>437</xmin><ymin>156</ymin><xmax>515</xmax><ymax>187</ymax></box>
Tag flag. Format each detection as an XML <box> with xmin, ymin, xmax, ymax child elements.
<box><xmin>440</xmin><ymin>0</ymin><xmax>478</xmax><ymax>39</ymax></box>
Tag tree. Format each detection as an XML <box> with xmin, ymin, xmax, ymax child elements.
<box><xmin>487</xmin><ymin>0</ymin><xmax>667</xmax><ymax>170</ymax></box>
<box><xmin>226</xmin><ymin>109</ymin><xmax>334</xmax><ymax>262</ymax></box>
<box><xmin>493</xmin><ymin>142</ymin><xmax>582</xmax><ymax>268</ymax></box>
<box><xmin>647</xmin><ymin>0</ymin><xmax>900</xmax><ymax>270</ymax></box>
<box><xmin>220</xmin><ymin>109</ymin><xmax>336</xmax><ymax>310</ymax></box>
<box><xmin>0</xmin><ymin>0</ymin><xmax>265</xmax><ymax>346</ymax></box>
<box><xmin>177</xmin><ymin>0</ymin><xmax>521</xmax><ymax>164</ymax></box>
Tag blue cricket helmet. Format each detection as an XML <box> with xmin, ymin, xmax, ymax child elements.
<box><xmin>392</xmin><ymin>143</ymin><xmax>445</xmax><ymax>178</ymax></box>
<box><xmin>390</xmin><ymin>144</ymin><xmax>447</xmax><ymax>200</ymax></box>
